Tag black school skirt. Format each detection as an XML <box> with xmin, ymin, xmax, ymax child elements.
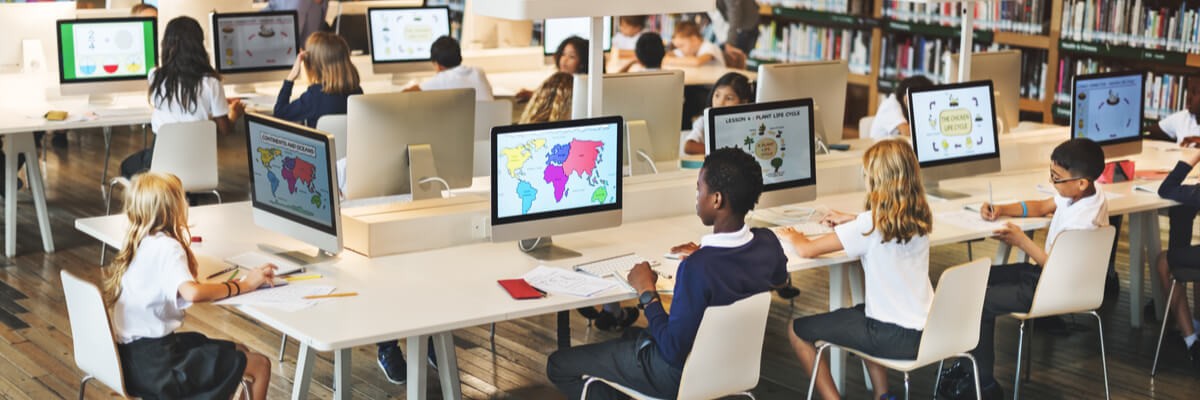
<box><xmin>117</xmin><ymin>331</ymin><xmax>247</xmax><ymax>400</ymax></box>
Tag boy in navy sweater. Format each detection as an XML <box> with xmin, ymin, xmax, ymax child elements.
<box><xmin>546</xmin><ymin>148</ymin><xmax>790</xmax><ymax>399</ymax></box>
<box><xmin>1155</xmin><ymin>149</ymin><xmax>1200</xmax><ymax>367</ymax></box>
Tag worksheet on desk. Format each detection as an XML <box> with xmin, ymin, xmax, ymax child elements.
<box><xmin>523</xmin><ymin>266</ymin><xmax>618</xmax><ymax>297</ymax></box>
<box><xmin>215</xmin><ymin>284</ymin><xmax>335</xmax><ymax>311</ymax></box>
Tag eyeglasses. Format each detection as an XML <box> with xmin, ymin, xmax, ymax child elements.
<box><xmin>1049</xmin><ymin>172</ymin><xmax>1086</xmax><ymax>184</ymax></box>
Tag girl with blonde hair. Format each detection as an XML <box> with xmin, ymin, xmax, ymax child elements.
<box><xmin>274</xmin><ymin>31</ymin><xmax>363</xmax><ymax>127</ymax></box>
<box><xmin>778</xmin><ymin>139</ymin><xmax>934</xmax><ymax>400</ymax></box>
<box><xmin>105</xmin><ymin>172</ymin><xmax>276</xmax><ymax>399</ymax></box>
<box><xmin>519</xmin><ymin>72</ymin><xmax>575</xmax><ymax>124</ymax></box>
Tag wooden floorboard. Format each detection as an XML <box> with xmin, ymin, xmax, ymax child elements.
<box><xmin>0</xmin><ymin>127</ymin><xmax>1198</xmax><ymax>398</ymax></box>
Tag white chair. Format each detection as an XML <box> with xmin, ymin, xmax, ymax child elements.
<box><xmin>61</xmin><ymin>269</ymin><xmax>250</xmax><ymax>400</ymax></box>
<box><xmin>474</xmin><ymin>100</ymin><xmax>513</xmax><ymax>177</ymax></box>
<box><xmin>857</xmin><ymin>116</ymin><xmax>875</xmax><ymax>138</ymax></box>
<box><xmin>581</xmin><ymin>291</ymin><xmax>773</xmax><ymax>400</ymax></box>
<box><xmin>100</xmin><ymin>120</ymin><xmax>221</xmax><ymax>263</ymax></box>
<box><xmin>806</xmin><ymin>258</ymin><xmax>992</xmax><ymax>400</ymax></box>
<box><xmin>1006</xmin><ymin>226</ymin><xmax>1115</xmax><ymax>400</ymax></box>
<box><xmin>316</xmin><ymin>114</ymin><xmax>349</xmax><ymax>161</ymax></box>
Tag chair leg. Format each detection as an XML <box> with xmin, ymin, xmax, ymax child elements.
<box><xmin>78</xmin><ymin>375</ymin><xmax>93</xmax><ymax>400</ymax></box>
<box><xmin>933</xmin><ymin>359</ymin><xmax>945</xmax><ymax>399</ymax></box>
<box><xmin>239</xmin><ymin>379</ymin><xmax>252</xmax><ymax>400</ymax></box>
<box><xmin>1089</xmin><ymin>311</ymin><xmax>1111</xmax><ymax>400</ymax></box>
<box><xmin>740</xmin><ymin>392</ymin><xmax>756</xmax><ymax>400</ymax></box>
<box><xmin>903</xmin><ymin>371</ymin><xmax>910</xmax><ymax>400</ymax></box>
<box><xmin>278</xmin><ymin>334</ymin><xmax>288</xmax><ymax>361</ymax></box>
<box><xmin>806</xmin><ymin>343</ymin><xmax>831</xmax><ymax>400</ymax></box>
<box><xmin>1013</xmin><ymin>320</ymin><xmax>1026</xmax><ymax>400</ymax></box>
<box><xmin>211</xmin><ymin>190</ymin><xmax>222</xmax><ymax>204</ymax></box>
<box><xmin>1024</xmin><ymin>319</ymin><xmax>1034</xmax><ymax>382</ymax></box>
<box><xmin>99</xmin><ymin>179</ymin><xmax>121</xmax><ymax>265</ymax></box>
<box><xmin>962</xmin><ymin>353</ymin><xmax>983</xmax><ymax>400</ymax></box>
<box><xmin>489</xmin><ymin>323</ymin><xmax>496</xmax><ymax>353</ymax></box>
<box><xmin>580</xmin><ymin>377</ymin><xmax>596</xmax><ymax>400</ymax></box>
<box><xmin>1151</xmin><ymin>280</ymin><xmax>1177</xmax><ymax>377</ymax></box>
<box><xmin>967</xmin><ymin>241</ymin><xmax>973</xmax><ymax>259</ymax></box>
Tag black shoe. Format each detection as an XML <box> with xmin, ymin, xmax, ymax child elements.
<box><xmin>594</xmin><ymin>307</ymin><xmax>639</xmax><ymax>331</ymax></box>
<box><xmin>577</xmin><ymin>306</ymin><xmax>603</xmax><ymax>321</ymax></box>
<box><xmin>1189</xmin><ymin>342</ymin><xmax>1200</xmax><ymax>369</ymax></box>
<box><xmin>1145</xmin><ymin>301</ymin><xmax>1158</xmax><ymax>324</ymax></box>
<box><xmin>979</xmin><ymin>382</ymin><xmax>1004</xmax><ymax>400</ymax></box>
<box><xmin>377</xmin><ymin>344</ymin><xmax>407</xmax><ymax>384</ymax></box>
<box><xmin>944</xmin><ymin>377</ymin><xmax>1003</xmax><ymax>400</ymax></box>
<box><xmin>936</xmin><ymin>359</ymin><xmax>970</xmax><ymax>397</ymax></box>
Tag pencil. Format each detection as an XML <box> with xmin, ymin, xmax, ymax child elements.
<box><xmin>284</xmin><ymin>274</ymin><xmax>323</xmax><ymax>282</ymax></box>
<box><xmin>226</xmin><ymin>269</ymin><xmax>240</xmax><ymax>282</ymax></box>
<box><xmin>303</xmin><ymin>292</ymin><xmax>358</xmax><ymax>300</ymax></box>
<box><xmin>206</xmin><ymin>266</ymin><xmax>237</xmax><ymax>280</ymax></box>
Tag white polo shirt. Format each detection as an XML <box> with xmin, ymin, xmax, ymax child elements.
<box><xmin>1158</xmin><ymin>110</ymin><xmax>1200</xmax><ymax>144</ymax></box>
<box><xmin>835</xmin><ymin>211</ymin><xmax>933</xmax><ymax>330</ymax></box>
<box><xmin>1045</xmin><ymin>191</ymin><xmax>1109</xmax><ymax>253</ymax></box>
<box><xmin>870</xmin><ymin>94</ymin><xmax>907</xmax><ymax>139</ymax></box>
<box><xmin>419</xmin><ymin>65</ymin><xmax>495</xmax><ymax>101</ymax></box>
<box><xmin>111</xmin><ymin>232</ymin><xmax>196</xmax><ymax>344</ymax></box>
<box><xmin>673</xmin><ymin>41</ymin><xmax>726</xmax><ymax>68</ymax></box>
<box><xmin>148</xmin><ymin>69</ymin><xmax>230</xmax><ymax>134</ymax></box>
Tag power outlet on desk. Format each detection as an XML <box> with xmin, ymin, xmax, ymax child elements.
<box><xmin>472</xmin><ymin>215</ymin><xmax>490</xmax><ymax>239</ymax></box>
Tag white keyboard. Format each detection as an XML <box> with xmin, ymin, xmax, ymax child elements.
<box><xmin>574</xmin><ymin>253</ymin><xmax>664</xmax><ymax>278</ymax></box>
<box><xmin>772</xmin><ymin>222</ymin><xmax>834</xmax><ymax>236</ymax></box>
<box><xmin>225</xmin><ymin>252</ymin><xmax>305</xmax><ymax>276</ymax></box>
<box><xmin>92</xmin><ymin>108</ymin><xmax>148</xmax><ymax>118</ymax></box>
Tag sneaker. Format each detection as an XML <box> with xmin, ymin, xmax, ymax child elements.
<box><xmin>377</xmin><ymin>344</ymin><xmax>407</xmax><ymax>384</ymax></box>
<box><xmin>1189</xmin><ymin>342</ymin><xmax>1200</xmax><ymax>369</ymax></box>
<box><xmin>594</xmin><ymin>307</ymin><xmax>640</xmax><ymax>331</ymax></box>
<box><xmin>936</xmin><ymin>360</ymin><xmax>970</xmax><ymax>396</ymax></box>
<box><xmin>878</xmin><ymin>393</ymin><xmax>897</xmax><ymax>400</ymax></box>
<box><xmin>944</xmin><ymin>377</ymin><xmax>1004</xmax><ymax>400</ymax></box>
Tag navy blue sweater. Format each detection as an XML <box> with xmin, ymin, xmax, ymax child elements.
<box><xmin>642</xmin><ymin>228</ymin><xmax>788</xmax><ymax>369</ymax></box>
<box><xmin>274</xmin><ymin>81</ymin><xmax>363</xmax><ymax>127</ymax></box>
<box><xmin>1158</xmin><ymin>161</ymin><xmax>1200</xmax><ymax>205</ymax></box>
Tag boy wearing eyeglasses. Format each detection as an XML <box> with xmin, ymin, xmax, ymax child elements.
<box><xmin>938</xmin><ymin>138</ymin><xmax>1109</xmax><ymax>399</ymax></box>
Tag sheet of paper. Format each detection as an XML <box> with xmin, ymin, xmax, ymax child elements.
<box><xmin>522</xmin><ymin>266</ymin><xmax>619</xmax><ymax>297</ymax></box>
<box><xmin>936</xmin><ymin>210</ymin><xmax>1006</xmax><ymax>232</ymax></box>
<box><xmin>214</xmin><ymin>284</ymin><xmax>335</xmax><ymax>308</ymax></box>
<box><xmin>963</xmin><ymin>199</ymin><xmax>1017</xmax><ymax>213</ymax></box>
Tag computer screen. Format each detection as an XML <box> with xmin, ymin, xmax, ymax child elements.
<box><xmin>367</xmin><ymin>7</ymin><xmax>451</xmax><ymax>64</ymax></box>
<box><xmin>245</xmin><ymin>113</ymin><xmax>339</xmax><ymax>245</ymax></box>
<box><xmin>56</xmin><ymin>17</ymin><xmax>157</xmax><ymax>84</ymax></box>
<box><xmin>492</xmin><ymin>116</ymin><xmax>623</xmax><ymax>224</ymax></box>
<box><xmin>708</xmin><ymin>99</ymin><xmax>817</xmax><ymax>192</ymax></box>
<box><xmin>211</xmin><ymin>11</ymin><xmax>299</xmax><ymax>74</ymax></box>
<box><xmin>1071</xmin><ymin>71</ymin><xmax>1144</xmax><ymax>144</ymax></box>
<box><xmin>542</xmin><ymin>17</ymin><xmax>612</xmax><ymax>55</ymax></box>
<box><xmin>907</xmin><ymin>80</ymin><xmax>1000</xmax><ymax>167</ymax></box>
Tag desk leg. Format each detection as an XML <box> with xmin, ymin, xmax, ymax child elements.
<box><xmin>407</xmin><ymin>335</ymin><xmax>430</xmax><ymax>400</ymax></box>
<box><xmin>14</xmin><ymin>133</ymin><xmax>52</xmax><ymax>253</ymax></box>
<box><xmin>994</xmin><ymin>242</ymin><xmax>1012</xmax><ymax>265</ymax></box>
<box><xmin>291</xmin><ymin>343</ymin><xmax>315</xmax><ymax>400</ymax></box>
<box><xmin>4</xmin><ymin>136</ymin><xmax>16</xmax><ymax>257</ymax></box>
<box><xmin>433</xmin><ymin>332</ymin><xmax>463</xmax><ymax>400</ymax></box>
<box><xmin>333</xmin><ymin>348</ymin><xmax>351</xmax><ymax>400</ymax></box>
<box><xmin>101</xmin><ymin>127</ymin><xmax>111</xmax><ymax>198</ymax></box>
<box><xmin>557</xmin><ymin>311</ymin><xmax>570</xmax><ymax>349</ymax></box>
<box><xmin>1142</xmin><ymin>212</ymin><xmax>1166</xmax><ymax>321</ymax></box>
<box><xmin>1130</xmin><ymin>212</ymin><xmax>1145</xmax><ymax>328</ymax></box>
<box><xmin>828</xmin><ymin>264</ymin><xmax>847</xmax><ymax>394</ymax></box>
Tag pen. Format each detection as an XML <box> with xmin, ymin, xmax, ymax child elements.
<box><xmin>987</xmin><ymin>181</ymin><xmax>993</xmax><ymax>214</ymax></box>
<box><xmin>226</xmin><ymin>269</ymin><xmax>240</xmax><ymax>282</ymax></box>
<box><xmin>205</xmin><ymin>266</ymin><xmax>237</xmax><ymax>280</ymax></box>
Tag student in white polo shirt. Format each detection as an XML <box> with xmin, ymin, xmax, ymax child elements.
<box><xmin>869</xmin><ymin>75</ymin><xmax>934</xmax><ymax>140</ymax></box>
<box><xmin>404</xmin><ymin>36</ymin><xmax>494</xmax><ymax>101</ymax></box>
<box><xmin>1146</xmin><ymin>76</ymin><xmax>1200</xmax><ymax>147</ymax></box>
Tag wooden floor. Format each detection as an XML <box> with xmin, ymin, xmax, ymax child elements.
<box><xmin>3</xmin><ymin>126</ymin><xmax>1200</xmax><ymax>399</ymax></box>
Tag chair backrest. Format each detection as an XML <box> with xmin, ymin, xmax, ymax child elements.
<box><xmin>317</xmin><ymin>114</ymin><xmax>349</xmax><ymax>160</ymax></box>
<box><xmin>858</xmin><ymin>116</ymin><xmax>875</xmax><ymax>138</ymax></box>
<box><xmin>1027</xmin><ymin>226</ymin><xmax>1117</xmax><ymax>317</ymax></box>
<box><xmin>150</xmin><ymin>120</ymin><xmax>218</xmax><ymax>192</ymax></box>
<box><xmin>676</xmin><ymin>291</ymin><xmax>772</xmax><ymax>399</ymax></box>
<box><xmin>60</xmin><ymin>269</ymin><xmax>128</xmax><ymax>397</ymax></box>
<box><xmin>912</xmin><ymin>258</ymin><xmax>991</xmax><ymax>366</ymax></box>
<box><xmin>474</xmin><ymin>99</ymin><xmax>513</xmax><ymax>177</ymax></box>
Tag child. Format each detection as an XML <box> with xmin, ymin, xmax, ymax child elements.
<box><xmin>683</xmin><ymin>72</ymin><xmax>753</xmax><ymax>155</ymax></box>
<box><xmin>515</xmin><ymin>37</ymin><xmax>590</xmax><ymax>102</ymax></box>
<box><xmin>939</xmin><ymin>138</ymin><xmax>1108</xmax><ymax>399</ymax></box>
<box><xmin>121</xmin><ymin>16</ymin><xmax>245</xmax><ymax>179</ymax></box>
<box><xmin>275</xmin><ymin>32</ymin><xmax>362</xmax><ymax>128</ymax></box>
<box><xmin>611</xmin><ymin>15</ymin><xmax>648</xmax><ymax>59</ymax></box>
<box><xmin>664</xmin><ymin>21</ymin><xmax>726</xmax><ymax>68</ymax></box>
<box><xmin>1154</xmin><ymin>148</ymin><xmax>1200</xmax><ymax>367</ymax></box>
<box><xmin>617</xmin><ymin>32</ymin><xmax>666</xmax><ymax>73</ymax></box>
<box><xmin>780</xmin><ymin>139</ymin><xmax>934</xmax><ymax>400</ymax></box>
<box><xmin>131</xmin><ymin>3</ymin><xmax>156</xmax><ymax>17</ymax></box>
<box><xmin>869</xmin><ymin>75</ymin><xmax>934</xmax><ymax>139</ymax></box>
<box><xmin>518</xmin><ymin>72</ymin><xmax>574</xmax><ymax>124</ymax></box>
<box><xmin>405</xmin><ymin>36</ymin><xmax>494</xmax><ymax>101</ymax></box>
<box><xmin>1146</xmin><ymin>76</ymin><xmax>1200</xmax><ymax>147</ymax></box>
<box><xmin>105</xmin><ymin>172</ymin><xmax>275</xmax><ymax>399</ymax></box>
<box><xmin>547</xmin><ymin>148</ymin><xmax>789</xmax><ymax>399</ymax></box>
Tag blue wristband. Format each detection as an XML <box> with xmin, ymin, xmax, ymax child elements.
<box><xmin>1020</xmin><ymin>201</ymin><xmax>1028</xmax><ymax>217</ymax></box>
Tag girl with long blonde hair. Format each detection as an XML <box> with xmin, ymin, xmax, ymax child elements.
<box><xmin>105</xmin><ymin>172</ymin><xmax>276</xmax><ymax>399</ymax></box>
<box><xmin>275</xmin><ymin>31</ymin><xmax>363</xmax><ymax>127</ymax></box>
<box><xmin>519</xmin><ymin>72</ymin><xmax>575</xmax><ymax>124</ymax></box>
<box><xmin>778</xmin><ymin>139</ymin><xmax>934</xmax><ymax>399</ymax></box>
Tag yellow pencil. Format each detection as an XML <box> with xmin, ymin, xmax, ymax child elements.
<box><xmin>303</xmin><ymin>292</ymin><xmax>358</xmax><ymax>300</ymax></box>
<box><xmin>284</xmin><ymin>274</ymin><xmax>323</xmax><ymax>282</ymax></box>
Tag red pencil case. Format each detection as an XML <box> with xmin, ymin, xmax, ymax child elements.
<box><xmin>498</xmin><ymin>278</ymin><xmax>545</xmax><ymax>300</ymax></box>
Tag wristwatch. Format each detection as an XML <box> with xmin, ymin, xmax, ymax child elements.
<box><xmin>638</xmin><ymin>290</ymin><xmax>661</xmax><ymax>310</ymax></box>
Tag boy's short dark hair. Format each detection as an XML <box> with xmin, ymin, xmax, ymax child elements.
<box><xmin>430</xmin><ymin>36</ymin><xmax>462</xmax><ymax>68</ymax></box>
<box><xmin>896</xmin><ymin>75</ymin><xmax>934</xmax><ymax>115</ymax></box>
<box><xmin>634</xmin><ymin>33</ymin><xmax>665</xmax><ymax>69</ymax></box>
<box><xmin>619</xmin><ymin>15</ymin><xmax>647</xmax><ymax>29</ymax></box>
<box><xmin>703</xmin><ymin>148</ymin><xmax>763</xmax><ymax>215</ymax></box>
<box><xmin>1051</xmin><ymin>138</ymin><xmax>1106</xmax><ymax>181</ymax></box>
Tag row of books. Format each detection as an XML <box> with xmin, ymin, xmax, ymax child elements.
<box><xmin>1059</xmin><ymin>0</ymin><xmax>1200</xmax><ymax>53</ymax></box>
<box><xmin>1052</xmin><ymin>56</ymin><xmax>1193</xmax><ymax>120</ymax></box>
<box><xmin>757</xmin><ymin>0</ymin><xmax>872</xmax><ymax>15</ymax></box>
<box><xmin>881</xmin><ymin>0</ymin><xmax>1050</xmax><ymax>34</ymax></box>
<box><xmin>750</xmin><ymin>21</ymin><xmax>872</xmax><ymax>74</ymax></box>
<box><xmin>878</xmin><ymin>34</ymin><xmax>1049</xmax><ymax>100</ymax></box>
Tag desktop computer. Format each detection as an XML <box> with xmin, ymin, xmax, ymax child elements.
<box><xmin>461</xmin><ymin>0</ymin><xmax>533</xmax><ymax>50</ymax></box>
<box><xmin>907</xmin><ymin>80</ymin><xmax>1001</xmax><ymax>199</ymax></box>
<box><xmin>56</xmin><ymin>17</ymin><xmax>157</xmax><ymax>104</ymax></box>
<box><xmin>239</xmin><ymin>112</ymin><xmax>342</xmax><ymax>272</ymax></box>
<box><xmin>158</xmin><ymin>0</ymin><xmax>254</xmax><ymax>47</ymax></box>
<box><xmin>542</xmin><ymin>16</ymin><xmax>612</xmax><ymax>56</ymax></box>
<box><xmin>491</xmin><ymin>116</ymin><xmax>624</xmax><ymax>260</ymax></box>
<box><xmin>951</xmin><ymin>50</ymin><xmax>1020</xmax><ymax>133</ymax></box>
<box><xmin>366</xmin><ymin>6</ymin><xmax>452</xmax><ymax>80</ymax></box>
<box><xmin>756</xmin><ymin>60</ymin><xmax>849</xmax><ymax>150</ymax></box>
<box><xmin>211</xmin><ymin>11</ymin><xmax>300</xmax><ymax>95</ymax></box>
<box><xmin>344</xmin><ymin>89</ymin><xmax>476</xmax><ymax>200</ymax></box>
<box><xmin>1071</xmin><ymin>71</ymin><xmax>1145</xmax><ymax>158</ymax></box>
<box><xmin>570</xmin><ymin>71</ymin><xmax>685</xmax><ymax>175</ymax></box>
<box><xmin>0</xmin><ymin>2</ymin><xmax>74</xmax><ymax>74</ymax></box>
<box><xmin>706</xmin><ymin>98</ymin><xmax>818</xmax><ymax>208</ymax></box>
<box><xmin>330</xmin><ymin>0</ymin><xmax>423</xmax><ymax>54</ymax></box>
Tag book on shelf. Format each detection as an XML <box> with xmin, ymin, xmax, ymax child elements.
<box><xmin>759</xmin><ymin>0</ymin><xmax>871</xmax><ymax>15</ymax></box>
<box><xmin>879</xmin><ymin>33</ymin><xmax>1048</xmax><ymax>100</ymax></box>
<box><xmin>752</xmin><ymin>20</ymin><xmax>871</xmax><ymax>74</ymax></box>
<box><xmin>882</xmin><ymin>0</ymin><xmax>1050</xmax><ymax>35</ymax></box>
<box><xmin>1060</xmin><ymin>0</ymin><xmax>1200</xmax><ymax>53</ymax></box>
<box><xmin>1053</xmin><ymin>56</ymin><xmax>1192</xmax><ymax>121</ymax></box>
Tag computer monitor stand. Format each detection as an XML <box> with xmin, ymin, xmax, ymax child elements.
<box><xmin>812</xmin><ymin>107</ymin><xmax>831</xmax><ymax>155</ymax></box>
<box><xmin>626</xmin><ymin>120</ymin><xmax>658</xmax><ymax>176</ymax></box>
<box><xmin>518</xmin><ymin>236</ymin><xmax>582</xmax><ymax>261</ymax></box>
<box><xmin>231</xmin><ymin>84</ymin><xmax>262</xmax><ymax>97</ymax></box>
<box><xmin>924</xmin><ymin>179</ymin><xmax>969</xmax><ymax>200</ymax></box>
<box><xmin>408</xmin><ymin>143</ymin><xmax>443</xmax><ymax>201</ymax></box>
<box><xmin>87</xmin><ymin>94</ymin><xmax>116</xmax><ymax>106</ymax></box>
<box><xmin>255</xmin><ymin>243</ymin><xmax>338</xmax><ymax>267</ymax></box>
